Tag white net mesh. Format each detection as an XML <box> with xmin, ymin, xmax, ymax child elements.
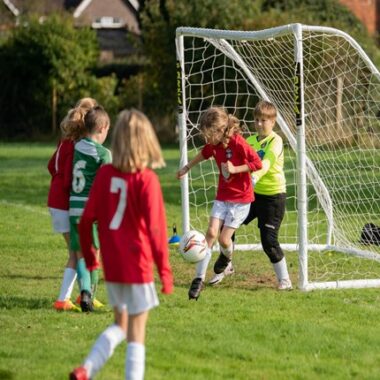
<box><xmin>177</xmin><ymin>25</ymin><xmax>380</xmax><ymax>287</ymax></box>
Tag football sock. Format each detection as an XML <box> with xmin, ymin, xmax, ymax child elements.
<box><xmin>126</xmin><ymin>342</ymin><xmax>145</xmax><ymax>380</ymax></box>
<box><xmin>83</xmin><ymin>324</ymin><xmax>126</xmax><ymax>378</ymax></box>
<box><xmin>57</xmin><ymin>268</ymin><xmax>77</xmax><ymax>301</ymax></box>
<box><xmin>195</xmin><ymin>247</ymin><xmax>212</xmax><ymax>280</ymax></box>
<box><xmin>220</xmin><ymin>243</ymin><xmax>233</xmax><ymax>259</ymax></box>
<box><xmin>90</xmin><ymin>269</ymin><xmax>99</xmax><ymax>300</ymax></box>
<box><xmin>77</xmin><ymin>258</ymin><xmax>92</xmax><ymax>293</ymax></box>
<box><xmin>273</xmin><ymin>257</ymin><xmax>290</xmax><ymax>282</ymax></box>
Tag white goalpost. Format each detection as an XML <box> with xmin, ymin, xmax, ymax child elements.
<box><xmin>175</xmin><ymin>23</ymin><xmax>380</xmax><ymax>291</ymax></box>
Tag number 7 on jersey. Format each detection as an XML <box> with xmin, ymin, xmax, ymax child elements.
<box><xmin>109</xmin><ymin>177</ymin><xmax>127</xmax><ymax>230</ymax></box>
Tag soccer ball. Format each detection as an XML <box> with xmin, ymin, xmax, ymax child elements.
<box><xmin>179</xmin><ymin>230</ymin><xmax>207</xmax><ymax>263</ymax></box>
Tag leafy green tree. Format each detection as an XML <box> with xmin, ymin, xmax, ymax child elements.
<box><xmin>135</xmin><ymin>0</ymin><xmax>261</xmax><ymax>134</ymax></box>
<box><xmin>0</xmin><ymin>14</ymin><xmax>99</xmax><ymax>139</ymax></box>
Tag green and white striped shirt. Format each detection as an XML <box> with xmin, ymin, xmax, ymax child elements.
<box><xmin>69</xmin><ymin>137</ymin><xmax>112</xmax><ymax>217</ymax></box>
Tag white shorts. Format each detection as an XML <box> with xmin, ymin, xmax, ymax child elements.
<box><xmin>106</xmin><ymin>282</ymin><xmax>159</xmax><ymax>315</ymax></box>
<box><xmin>211</xmin><ymin>200</ymin><xmax>250</xmax><ymax>229</ymax></box>
<box><xmin>49</xmin><ymin>208</ymin><xmax>70</xmax><ymax>233</ymax></box>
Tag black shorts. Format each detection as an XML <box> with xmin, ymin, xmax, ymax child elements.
<box><xmin>243</xmin><ymin>193</ymin><xmax>286</xmax><ymax>230</ymax></box>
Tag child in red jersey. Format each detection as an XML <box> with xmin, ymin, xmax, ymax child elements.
<box><xmin>70</xmin><ymin>109</ymin><xmax>173</xmax><ymax>380</ymax></box>
<box><xmin>177</xmin><ymin>106</ymin><xmax>262</xmax><ymax>300</ymax></box>
<box><xmin>48</xmin><ymin>97</ymin><xmax>97</xmax><ymax>312</ymax></box>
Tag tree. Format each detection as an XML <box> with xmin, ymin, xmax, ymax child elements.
<box><xmin>0</xmin><ymin>14</ymin><xmax>99</xmax><ymax>139</ymax></box>
<box><xmin>133</xmin><ymin>0</ymin><xmax>261</xmax><ymax>137</ymax></box>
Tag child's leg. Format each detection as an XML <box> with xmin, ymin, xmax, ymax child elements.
<box><xmin>209</xmin><ymin>203</ymin><xmax>250</xmax><ymax>285</ymax></box>
<box><xmin>85</xmin><ymin>308</ymin><xmax>127</xmax><ymax>377</ymax></box>
<box><xmin>209</xmin><ymin>226</ymin><xmax>236</xmax><ymax>285</ymax></box>
<box><xmin>194</xmin><ymin>216</ymin><xmax>220</xmax><ymax>279</ymax></box>
<box><xmin>72</xmin><ymin>308</ymin><xmax>127</xmax><ymax>379</ymax></box>
<box><xmin>91</xmin><ymin>226</ymin><xmax>101</xmax><ymax>303</ymax></box>
<box><xmin>126</xmin><ymin>311</ymin><xmax>149</xmax><ymax>380</ymax></box>
<box><xmin>57</xmin><ymin>246</ymin><xmax>77</xmax><ymax>301</ymax></box>
<box><xmin>188</xmin><ymin>217</ymin><xmax>221</xmax><ymax>300</ymax></box>
<box><xmin>214</xmin><ymin>225</ymin><xmax>235</xmax><ymax>272</ymax></box>
<box><xmin>260</xmin><ymin>227</ymin><xmax>291</xmax><ymax>289</ymax></box>
<box><xmin>70</xmin><ymin>217</ymin><xmax>92</xmax><ymax>300</ymax></box>
<box><xmin>90</xmin><ymin>250</ymin><xmax>101</xmax><ymax>304</ymax></box>
<box><xmin>257</xmin><ymin>193</ymin><xmax>291</xmax><ymax>289</ymax></box>
<box><xmin>218</xmin><ymin>226</ymin><xmax>235</xmax><ymax>257</ymax></box>
<box><xmin>54</xmin><ymin>233</ymin><xmax>79</xmax><ymax>310</ymax></box>
<box><xmin>76</xmin><ymin>253</ymin><xmax>92</xmax><ymax>294</ymax></box>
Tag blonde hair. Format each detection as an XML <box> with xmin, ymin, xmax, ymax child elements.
<box><xmin>199</xmin><ymin>106</ymin><xmax>241</xmax><ymax>148</ymax></box>
<box><xmin>112</xmin><ymin>109</ymin><xmax>165</xmax><ymax>172</ymax></box>
<box><xmin>60</xmin><ymin>97</ymin><xmax>98</xmax><ymax>141</ymax></box>
<box><xmin>254</xmin><ymin>100</ymin><xmax>277</xmax><ymax>119</ymax></box>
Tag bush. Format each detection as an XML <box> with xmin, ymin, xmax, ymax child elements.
<box><xmin>0</xmin><ymin>14</ymin><xmax>99</xmax><ymax>139</ymax></box>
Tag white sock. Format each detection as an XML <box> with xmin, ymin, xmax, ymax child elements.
<box><xmin>126</xmin><ymin>342</ymin><xmax>145</xmax><ymax>380</ymax></box>
<box><xmin>220</xmin><ymin>243</ymin><xmax>233</xmax><ymax>259</ymax></box>
<box><xmin>195</xmin><ymin>248</ymin><xmax>212</xmax><ymax>280</ymax></box>
<box><xmin>84</xmin><ymin>324</ymin><xmax>126</xmax><ymax>378</ymax></box>
<box><xmin>273</xmin><ymin>257</ymin><xmax>290</xmax><ymax>282</ymax></box>
<box><xmin>58</xmin><ymin>268</ymin><xmax>77</xmax><ymax>301</ymax></box>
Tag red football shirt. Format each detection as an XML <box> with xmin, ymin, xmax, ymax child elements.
<box><xmin>79</xmin><ymin>164</ymin><xmax>173</xmax><ymax>294</ymax></box>
<box><xmin>201</xmin><ymin>134</ymin><xmax>262</xmax><ymax>203</ymax></box>
<box><xmin>47</xmin><ymin>139</ymin><xmax>74</xmax><ymax>210</ymax></box>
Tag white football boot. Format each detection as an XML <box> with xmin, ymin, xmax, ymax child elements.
<box><xmin>208</xmin><ymin>262</ymin><xmax>235</xmax><ymax>286</ymax></box>
<box><xmin>278</xmin><ymin>278</ymin><xmax>293</xmax><ymax>290</ymax></box>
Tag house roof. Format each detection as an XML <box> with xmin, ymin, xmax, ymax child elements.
<box><xmin>4</xmin><ymin>0</ymin><xmax>71</xmax><ymax>14</ymax></box>
<box><xmin>73</xmin><ymin>0</ymin><xmax>140</xmax><ymax>34</ymax></box>
<box><xmin>2</xmin><ymin>0</ymin><xmax>139</xmax><ymax>18</ymax></box>
<box><xmin>2</xmin><ymin>0</ymin><xmax>140</xmax><ymax>33</ymax></box>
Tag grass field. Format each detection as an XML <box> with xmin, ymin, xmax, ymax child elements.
<box><xmin>1</xmin><ymin>142</ymin><xmax>380</xmax><ymax>380</ymax></box>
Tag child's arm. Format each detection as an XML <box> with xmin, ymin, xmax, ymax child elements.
<box><xmin>236</xmin><ymin>138</ymin><xmax>263</xmax><ymax>174</ymax></box>
<box><xmin>63</xmin><ymin>143</ymin><xmax>74</xmax><ymax>193</ymax></box>
<box><xmin>177</xmin><ymin>151</ymin><xmax>205</xmax><ymax>179</ymax></box>
<box><xmin>142</xmin><ymin>172</ymin><xmax>173</xmax><ymax>294</ymax></box>
<box><xmin>47</xmin><ymin>149</ymin><xmax>57</xmax><ymax>176</ymax></box>
<box><xmin>252</xmin><ymin>136</ymin><xmax>282</xmax><ymax>184</ymax></box>
<box><xmin>223</xmin><ymin>161</ymin><xmax>250</xmax><ymax>174</ymax></box>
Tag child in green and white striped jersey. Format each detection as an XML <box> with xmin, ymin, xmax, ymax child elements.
<box><xmin>69</xmin><ymin>105</ymin><xmax>112</xmax><ymax>312</ymax></box>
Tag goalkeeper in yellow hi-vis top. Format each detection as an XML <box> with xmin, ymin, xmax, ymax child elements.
<box><xmin>246</xmin><ymin>100</ymin><xmax>292</xmax><ymax>290</ymax></box>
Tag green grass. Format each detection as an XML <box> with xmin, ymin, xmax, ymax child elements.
<box><xmin>1</xmin><ymin>143</ymin><xmax>380</xmax><ymax>380</ymax></box>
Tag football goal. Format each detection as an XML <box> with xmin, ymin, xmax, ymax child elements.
<box><xmin>175</xmin><ymin>23</ymin><xmax>380</xmax><ymax>291</ymax></box>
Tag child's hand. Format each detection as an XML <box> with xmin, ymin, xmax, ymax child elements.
<box><xmin>224</xmin><ymin>160</ymin><xmax>236</xmax><ymax>174</ymax></box>
<box><xmin>177</xmin><ymin>165</ymin><xmax>190</xmax><ymax>179</ymax></box>
<box><xmin>161</xmin><ymin>282</ymin><xmax>173</xmax><ymax>294</ymax></box>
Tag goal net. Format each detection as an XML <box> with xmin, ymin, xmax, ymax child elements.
<box><xmin>175</xmin><ymin>24</ymin><xmax>380</xmax><ymax>291</ymax></box>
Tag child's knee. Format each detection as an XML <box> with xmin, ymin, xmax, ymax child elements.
<box><xmin>206</xmin><ymin>226</ymin><xmax>218</xmax><ymax>242</ymax></box>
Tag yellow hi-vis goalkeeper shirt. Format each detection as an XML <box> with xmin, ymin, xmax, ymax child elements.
<box><xmin>246</xmin><ymin>131</ymin><xmax>286</xmax><ymax>195</ymax></box>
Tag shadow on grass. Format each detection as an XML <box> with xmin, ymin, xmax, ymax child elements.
<box><xmin>0</xmin><ymin>295</ymin><xmax>51</xmax><ymax>310</ymax></box>
<box><xmin>0</xmin><ymin>274</ymin><xmax>59</xmax><ymax>281</ymax></box>
<box><xmin>0</xmin><ymin>369</ymin><xmax>15</xmax><ymax>379</ymax></box>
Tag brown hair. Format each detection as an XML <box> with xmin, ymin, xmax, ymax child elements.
<box><xmin>84</xmin><ymin>106</ymin><xmax>110</xmax><ymax>134</ymax></box>
<box><xmin>199</xmin><ymin>106</ymin><xmax>241</xmax><ymax>148</ymax></box>
<box><xmin>111</xmin><ymin>109</ymin><xmax>165</xmax><ymax>172</ymax></box>
<box><xmin>60</xmin><ymin>97</ymin><xmax>98</xmax><ymax>141</ymax></box>
<box><xmin>253</xmin><ymin>100</ymin><xmax>277</xmax><ymax>119</ymax></box>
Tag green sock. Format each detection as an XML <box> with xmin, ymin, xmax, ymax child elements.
<box><xmin>76</xmin><ymin>258</ymin><xmax>91</xmax><ymax>294</ymax></box>
<box><xmin>90</xmin><ymin>269</ymin><xmax>99</xmax><ymax>300</ymax></box>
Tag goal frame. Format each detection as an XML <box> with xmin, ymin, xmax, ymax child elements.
<box><xmin>175</xmin><ymin>23</ymin><xmax>380</xmax><ymax>291</ymax></box>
